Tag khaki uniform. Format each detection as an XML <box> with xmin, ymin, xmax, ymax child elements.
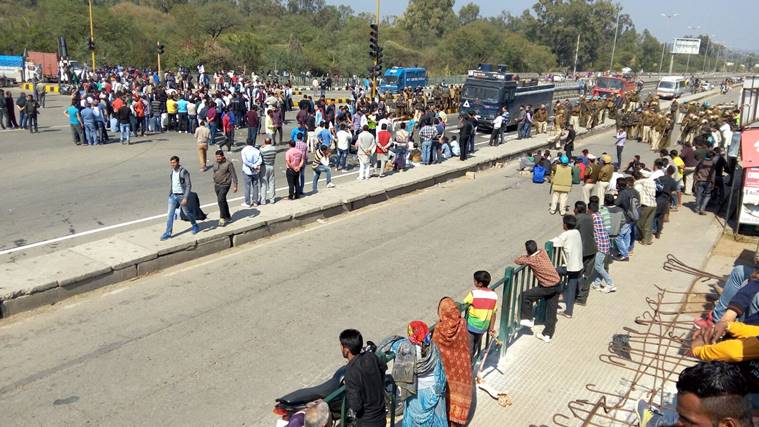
<box><xmin>534</xmin><ymin>108</ymin><xmax>548</xmax><ymax>134</ymax></box>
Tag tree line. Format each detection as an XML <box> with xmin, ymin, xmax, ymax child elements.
<box><xmin>0</xmin><ymin>0</ymin><xmax>750</xmax><ymax>77</ymax></box>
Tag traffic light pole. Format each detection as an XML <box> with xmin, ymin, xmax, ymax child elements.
<box><xmin>372</xmin><ymin>0</ymin><xmax>379</xmax><ymax>100</ymax></box>
<box><xmin>88</xmin><ymin>0</ymin><xmax>96</xmax><ymax>70</ymax></box>
<box><xmin>157</xmin><ymin>42</ymin><xmax>162</xmax><ymax>82</ymax></box>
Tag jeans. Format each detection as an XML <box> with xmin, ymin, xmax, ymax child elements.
<box><xmin>520</xmin><ymin>285</ymin><xmax>561</xmax><ymax>337</ymax></box>
<box><xmin>189</xmin><ymin>115</ymin><xmax>197</xmax><ymax>134</ymax></box>
<box><xmin>260</xmin><ymin>164</ymin><xmax>275</xmax><ymax>203</ymax></box>
<box><xmin>615</xmin><ymin>222</ymin><xmax>633</xmax><ymax>257</ymax></box>
<box><xmin>209</xmin><ymin>122</ymin><xmax>218</xmax><ymax>144</ymax></box>
<box><xmin>178</xmin><ymin>112</ymin><xmax>188</xmax><ymax>132</ymax></box>
<box><xmin>168</xmin><ymin>113</ymin><xmax>177</xmax><ymax>131</ymax></box>
<box><xmin>97</xmin><ymin>121</ymin><xmax>109</xmax><ymax>143</ymax></box>
<box><xmin>247</xmin><ymin>127</ymin><xmax>259</xmax><ymax>146</ymax></box>
<box><xmin>70</xmin><ymin>124</ymin><xmax>83</xmax><ymax>145</ymax></box>
<box><xmin>215</xmin><ymin>184</ymin><xmax>231</xmax><ymax>220</ymax></box>
<box><xmin>164</xmin><ymin>193</ymin><xmax>196</xmax><ymax>236</ymax></box>
<box><xmin>712</xmin><ymin>265</ymin><xmax>753</xmax><ymax>321</ymax></box>
<box><xmin>286</xmin><ymin>168</ymin><xmax>299</xmax><ymax>198</ymax></box>
<box><xmin>27</xmin><ymin>115</ymin><xmax>38</xmax><ymax>132</ymax></box>
<box><xmin>558</xmin><ymin>267</ymin><xmax>582</xmax><ymax>317</ymax></box>
<box><xmin>298</xmin><ymin>167</ymin><xmax>305</xmax><ymax>195</ymax></box>
<box><xmin>120</xmin><ymin>123</ymin><xmax>130</xmax><ymax>143</ymax></box>
<box><xmin>591</xmin><ymin>252</ymin><xmax>613</xmax><ymax>287</ymax></box>
<box><xmin>337</xmin><ymin>148</ymin><xmax>349</xmax><ymax>169</ymax></box>
<box><xmin>695</xmin><ymin>181</ymin><xmax>712</xmax><ymax>212</ymax></box>
<box><xmin>242</xmin><ymin>172</ymin><xmax>259</xmax><ymax>205</ymax></box>
<box><xmin>84</xmin><ymin>122</ymin><xmax>97</xmax><ymax>145</ymax></box>
<box><xmin>19</xmin><ymin>111</ymin><xmax>26</xmax><ymax>129</ymax></box>
<box><xmin>616</xmin><ymin>145</ymin><xmax>624</xmax><ymax>166</ymax></box>
<box><xmin>312</xmin><ymin>164</ymin><xmax>332</xmax><ymax>192</ymax></box>
<box><xmin>421</xmin><ymin>140</ymin><xmax>433</xmax><ymax>164</ymax></box>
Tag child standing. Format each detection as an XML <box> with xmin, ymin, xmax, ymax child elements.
<box><xmin>463</xmin><ymin>270</ymin><xmax>497</xmax><ymax>358</ymax></box>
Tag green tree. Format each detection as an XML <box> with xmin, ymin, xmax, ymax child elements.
<box><xmin>400</xmin><ymin>0</ymin><xmax>458</xmax><ymax>45</ymax></box>
<box><xmin>458</xmin><ymin>2</ymin><xmax>480</xmax><ymax>26</ymax></box>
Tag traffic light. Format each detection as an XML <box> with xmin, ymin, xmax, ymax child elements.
<box><xmin>87</xmin><ymin>38</ymin><xmax>95</xmax><ymax>51</ymax></box>
<box><xmin>369</xmin><ymin>23</ymin><xmax>379</xmax><ymax>53</ymax></box>
<box><xmin>157</xmin><ymin>43</ymin><xmax>165</xmax><ymax>55</ymax></box>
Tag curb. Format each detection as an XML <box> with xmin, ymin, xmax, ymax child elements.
<box><xmin>0</xmin><ymin>88</ymin><xmax>725</xmax><ymax>319</ymax></box>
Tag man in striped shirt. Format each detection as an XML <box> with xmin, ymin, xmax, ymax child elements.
<box><xmin>589</xmin><ymin>201</ymin><xmax>615</xmax><ymax>293</ymax></box>
<box><xmin>463</xmin><ymin>270</ymin><xmax>497</xmax><ymax>357</ymax></box>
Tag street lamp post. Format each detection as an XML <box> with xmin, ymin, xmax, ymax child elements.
<box><xmin>87</xmin><ymin>0</ymin><xmax>96</xmax><ymax>70</ymax></box>
<box><xmin>702</xmin><ymin>36</ymin><xmax>712</xmax><ymax>73</ymax></box>
<box><xmin>661</xmin><ymin>12</ymin><xmax>678</xmax><ymax>75</ymax></box>
<box><xmin>609</xmin><ymin>10</ymin><xmax>621</xmax><ymax>71</ymax></box>
<box><xmin>685</xmin><ymin>26</ymin><xmax>701</xmax><ymax>74</ymax></box>
<box><xmin>658</xmin><ymin>42</ymin><xmax>666</xmax><ymax>74</ymax></box>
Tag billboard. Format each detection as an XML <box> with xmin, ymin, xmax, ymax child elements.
<box><xmin>672</xmin><ymin>38</ymin><xmax>701</xmax><ymax>55</ymax></box>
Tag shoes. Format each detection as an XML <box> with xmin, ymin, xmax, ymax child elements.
<box><xmin>559</xmin><ymin>312</ymin><xmax>573</xmax><ymax>319</ymax></box>
<box><xmin>698</xmin><ymin>211</ymin><xmax>707</xmax><ymax>216</ymax></box>
<box><xmin>160</xmin><ymin>232</ymin><xmax>171</xmax><ymax>241</ymax></box>
<box><xmin>191</xmin><ymin>224</ymin><xmax>200</xmax><ymax>234</ymax></box>
<box><xmin>601</xmin><ymin>285</ymin><xmax>617</xmax><ymax>293</ymax></box>
<box><xmin>535</xmin><ymin>332</ymin><xmax>551</xmax><ymax>343</ymax></box>
<box><xmin>219</xmin><ymin>219</ymin><xmax>226</xmax><ymax>227</ymax></box>
<box><xmin>519</xmin><ymin>319</ymin><xmax>534</xmax><ymax>329</ymax></box>
<box><xmin>591</xmin><ymin>282</ymin><xmax>603</xmax><ymax>291</ymax></box>
<box><xmin>268</xmin><ymin>199</ymin><xmax>276</xmax><ymax>204</ymax></box>
<box><xmin>327</xmin><ymin>182</ymin><xmax>335</xmax><ymax>188</ymax></box>
<box><xmin>548</xmin><ymin>208</ymin><xmax>557</xmax><ymax>215</ymax></box>
<box><xmin>241</xmin><ymin>202</ymin><xmax>251</xmax><ymax>208</ymax></box>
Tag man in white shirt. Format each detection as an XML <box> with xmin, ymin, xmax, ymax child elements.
<box><xmin>240</xmin><ymin>140</ymin><xmax>262</xmax><ymax>207</ymax></box>
<box><xmin>551</xmin><ymin>215</ymin><xmax>583</xmax><ymax>318</ymax></box>
<box><xmin>336</xmin><ymin>124</ymin><xmax>352</xmax><ymax>170</ymax></box>
<box><xmin>719</xmin><ymin>121</ymin><xmax>733</xmax><ymax>151</ymax></box>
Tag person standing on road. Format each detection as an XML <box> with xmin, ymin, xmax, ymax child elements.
<box><xmin>176</xmin><ymin>96</ymin><xmax>189</xmax><ymax>134</ymax></box>
<box><xmin>117</xmin><ymin>99</ymin><xmax>132</xmax><ymax>145</ymax></box>
<box><xmin>240</xmin><ymin>139</ymin><xmax>262</xmax><ymax>207</ymax></box>
<box><xmin>16</xmin><ymin>91</ymin><xmax>27</xmax><ymax>130</ymax></box>
<box><xmin>0</xmin><ymin>90</ymin><xmax>7</xmax><ymax>129</ymax></box>
<box><xmin>459</xmin><ymin>113</ymin><xmax>473</xmax><ymax>161</ymax></box>
<box><xmin>693</xmin><ymin>150</ymin><xmax>716</xmax><ymax>215</ymax></box>
<box><xmin>573</xmin><ymin>201</ymin><xmax>597</xmax><ymax>306</ymax></box>
<box><xmin>516</xmin><ymin>240</ymin><xmax>562</xmax><ymax>342</ymax></box>
<box><xmin>463</xmin><ymin>270</ymin><xmax>496</xmax><ymax>358</ymax></box>
<box><xmin>259</xmin><ymin>136</ymin><xmax>277</xmax><ymax>204</ymax></box>
<box><xmin>65</xmin><ymin>101</ymin><xmax>83</xmax><ymax>145</ymax></box>
<box><xmin>431</xmin><ymin>296</ymin><xmax>473</xmax><ymax>425</ymax></box>
<box><xmin>633</xmin><ymin>171</ymin><xmax>657</xmax><ymax>244</ymax></box>
<box><xmin>245</xmin><ymin>105</ymin><xmax>260</xmax><ymax>146</ymax></box>
<box><xmin>613</xmin><ymin>178</ymin><xmax>639</xmax><ymax>261</ymax></box>
<box><xmin>563</xmin><ymin>124</ymin><xmax>576</xmax><ymax>159</ymax></box>
<box><xmin>80</xmin><ymin>102</ymin><xmax>97</xmax><ymax>145</ymax></box>
<box><xmin>549</xmin><ymin>155</ymin><xmax>573</xmax><ymax>215</ymax></box>
<box><xmin>588</xmin><ymin>201</ymin><xmax>615</xmax><ymax>293</ymax></box>
<box><xmin>160</xmin><ymin>156</ymin><xmax>199</xmax><ymax>240</ymax></box>
<box><xmin>212</xmin><ymin>150</ymin><xmax>238</xmax><ymax>227</ymax></box>
<box><xmin>581</xmin><ymin>154</ymin><xmax>598</xmax><ymax>204</ymax></box>
<box><xmin>285</xmin><ymin>139</ymin><xmax>304</xmax><ymax>200</ymax></box>
<box><xmin>294</xmin><ymin>132</ymin><xmax>309</xmax><ymax>194</ymax></box>
<box><xmin>614</xmin><ymin>127</ymin><xmax>626</xmax><ymax>166</ymax></box>
<box><xmin>339</xmin><ymin>329</ymin><xmax>388</xmax><ymax>427</ymax></box>
<box><xmin>194</xmin><ymin>120</ymin><xmax>211</xmax><ymax>172</ymax></box>
<box><xmin>595</xmin><ymin>155</ymin><xmax>614</xmax><ymax>199</ymax></box>
<box><xmin>23</xmin><ymin>94</ymin><xmax>39</xmax><ymax>133</ymax></box>
<box><xmin>5</xmin><ymin>91</ymin><xmax>18</xmax><ymax>129</ymax></box>
<box><xmin>551</xmin><ymin>214</ymin><xmax>583</xmax><ymax>319</ymax></box>
<box><xmin>335</xmin><ymin>123</ymin><xmax>352</xmax><ymax>170</ymax></box>
<box><xmin>356</xmin><ymin>125</ymin><xmax>376</xmax><ymax>180</ymax></box>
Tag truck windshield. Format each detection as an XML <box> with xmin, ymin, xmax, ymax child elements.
<box><xmin>383</xmin><ymin>75</ymin><xmax>399</xmax><ymax>85</ymax></box>
<box><xmin>596</xmin><ymin>78</ymin><xmax>624</xmax><ymax>90</ymax></box>
<box><xmin>658</xmin><ymin>81</ymin><xmax>674</xmax><ymax>89</ymax></box>
<box><xmin>463</xmin><ymin>85</ymin><xmax>500</xmax><ymax>102</ymax></box>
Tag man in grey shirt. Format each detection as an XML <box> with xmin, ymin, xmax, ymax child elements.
<box><xmin>161</xmin><ymin>155</ymin><xmax>199</xmax><ymax>240</ymax></box>
<box><xmin>259</xmin><ymin>136</ymin><xmax>277</xmax><ymax>204</ymax></box>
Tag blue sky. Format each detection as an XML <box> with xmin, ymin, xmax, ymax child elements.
<box><xmin>326</xmin><ymin>0</ymin><xmax>756</xmax><ymax>52</ymax></box>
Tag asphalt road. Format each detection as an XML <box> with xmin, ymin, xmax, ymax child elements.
<box><xmin>0</xmin><ymin>123</ymin><xmax>666</xmax><ymax>426</ymax></box>
<box><xmin>0</xmin><ymin>85</ymin><xmax>734</xmax><ymax>262</ymax></box>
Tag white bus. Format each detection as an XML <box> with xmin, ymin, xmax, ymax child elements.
<box><xmin>656</xmin><ymin>76</ymin><xmax>687</xmax><ymax>99</ymax></box>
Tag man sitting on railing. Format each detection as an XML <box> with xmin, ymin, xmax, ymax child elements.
<box><xmin>516</xmin><ymin>240</ymin><xmax>562</xmax><ymax>343</ymax></box>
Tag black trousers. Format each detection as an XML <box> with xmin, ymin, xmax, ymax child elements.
<box><xmin>468</xmin><ymin>331</ymin><xmax>484</xmax><ymax>359</ymax></box>
<box><xmin>459</xmin><ymin>136</ymin><xmax>469</xmax><ymax>160</ymax></box>
<box><xmin>215</xmin><ymin>184</ymin><xmax>231</xmax><ymax>220</ymax></box>
<box><xmin>578</xmin><ymin>254</ymin><xmax>596</xmax><ymax>303</ymax></box>
<box><xmin>286</xmin><ymin>168</ymin><xmax>299</xmax><ymax>199</ymax></box>
<box><xmin>520</xmin><ymin>285</ymin><xmax>561</xmax><ymax>337</ymax></box>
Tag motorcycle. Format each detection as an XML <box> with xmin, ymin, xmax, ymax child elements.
<box><xmin>273</xmin><ymin>340</ymin><xmax>402</xmax><ymax>427</ymax></box>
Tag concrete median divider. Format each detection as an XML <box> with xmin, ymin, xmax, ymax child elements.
<box><xmin>0</xmin><ymin>87</ymin><xmax>728</xmax><ymax>319</ymax></box>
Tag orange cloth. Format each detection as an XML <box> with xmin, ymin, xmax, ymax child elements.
<box><xmin>432</xmin><ymin>297</ymin><xmax>473</xmax><ymax>424</ymax></box>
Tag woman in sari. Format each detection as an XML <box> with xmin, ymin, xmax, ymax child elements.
<box><xmin>390</xmin><ymin>320</ymin><xmax>448</xmax><ymax>427</ymax></box>
<box><xmin>432</xmin><ymin>297</ymin><xmax>474</xmax><ymax>426</ymax></box>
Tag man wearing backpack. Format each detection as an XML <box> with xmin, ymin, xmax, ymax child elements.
<box><xmin>549</xmin><ymin>155</ymin><xmax>572</xmax><ymax>215</ymax></box>
<box><xmin>613</xmin><ymin>177</ymin><xmax>640</xmax><ymax>261</ymax></box>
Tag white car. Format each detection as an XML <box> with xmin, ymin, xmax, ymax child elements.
<box><xmin>700</xmin><ymin>81</ymin><xmax>714</xmax><ymax>91</ymax></box>
<box><xmin>552</xmin><ymin>74</ymin><xmax>566</xmax><ymax>82</ymax></box>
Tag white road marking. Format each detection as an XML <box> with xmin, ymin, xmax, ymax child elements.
<box><xmin>0</xmin><ymin>129</ymin><xmax>507</xmax><ymax>256</ymax></box>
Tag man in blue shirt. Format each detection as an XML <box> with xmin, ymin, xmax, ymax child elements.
<box><xmin>290</xmin><ymin>123</ymin><xmax>307</xmax><ymax>143</ymax></box>
<box><xmin>65</xmin><ymin>102</ymin><xmax>83</xmax><ymax>145</ymax></box>
<box><xmin>177</xmin><ymin>97</ymin><xmax>189</xmax><ymax>133</ymax></box>
<box><xmin>79</xmin><ymin>103</ymin><xmax>98</xmax><ymax>146</ymax></box>
<box><xmin>317</xmin><ymin>122</ymin><xmax>333</xmax><ymax>148</ymax></box>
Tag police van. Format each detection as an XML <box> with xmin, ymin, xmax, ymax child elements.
<box><xmin>656</xmin><ymin>76</ymin><xmax>687</xmax><ymax>99</ymax></box>
<box><xmin>379</xmin><ymin>67</ymin><xmax>427</xmax><ymax>94</ymax></box>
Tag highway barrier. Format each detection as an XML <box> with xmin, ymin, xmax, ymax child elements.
<box><xmin>20</xmin><ymin>82</ymin><xmax>60</xmax><ymax>93</ymax></box>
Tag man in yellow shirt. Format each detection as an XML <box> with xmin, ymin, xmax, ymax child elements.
<box><xmin>670</xmin><ymin>149</ymin><xmax>685</xmax><ymax>209</ymax></box>
<box><xmin>166</xmin><ymin>97</ymin><xmax>178</xmax><ymax>132</ymax></box>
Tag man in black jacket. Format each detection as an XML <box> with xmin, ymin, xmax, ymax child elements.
<box><xmin>340</xmin><ymin>329</ymin><xmax>387</xmax><ymax>427</ymax></box>
<box><xmin>459</xmin><ymin>112</ymin><xmax>474</xmax><ymax>161</ymax></box>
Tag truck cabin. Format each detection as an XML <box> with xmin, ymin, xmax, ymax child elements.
<box><xmin>460</xmin><ymin>66</ymin><xmax>517</xmax><ymax>121</ymax></box>
<box><xmin>592</xmin><ymin>76</ymin><xmax>635</xmax><ymax>97</ymax></box>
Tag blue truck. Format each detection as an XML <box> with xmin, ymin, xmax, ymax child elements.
<box><xmin>379</xmin><ymin>67</ymin><xmax>427</xmax><ymax>94</ymax></box>
<box><xmin>460</xmin><ymin>64</ymin><xmax>555</xmax><ymax>129</ymax></box>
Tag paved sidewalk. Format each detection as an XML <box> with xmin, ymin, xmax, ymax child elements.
<box><xmin>471</xmin><ymin>200</ymin><xmax>723</xmax><ymax>426</ymax></box>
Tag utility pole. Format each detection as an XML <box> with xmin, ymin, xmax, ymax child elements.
<box><xmin>702</xmin><ymin>37</ymin><xmax>711</xmax><ymax>73</ymax></box>
<box><xmin>156</xmin><ymin>42</ymin><xmax>164</xmax><ymax>81</ymax></box>
<box><xmin>685</xmin><ymin>53</ymin><xmax>691</xmax><ymax>74</ymax></box>
<box><xmin>87</xmin><ymin>0</ymin><xmax>96</xmax><ymax>70</ymax></box>
<box><xmin>609</xmin><ymin>10</ymin><xmax>620</xmax><ymax>71</ymax></box>
<box><xmin>573</xmin><ymin>33</ymin><xmax>580</xmax><ymax>79</ymax></box>
<box><xmin>668</xmin><ymin>46</ymin><xmax>674</xmax><ymax>75</ymax></box>
<box><xmin>658</xmin><ymin>42</ymin><xmax>666</xmax><ymax>74</ymax></box>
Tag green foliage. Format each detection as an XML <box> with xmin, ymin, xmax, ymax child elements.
<box><xmin>0</xmin><ymin>0</ymin><xmax>746</xmax><ymax>77</ymax></box>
